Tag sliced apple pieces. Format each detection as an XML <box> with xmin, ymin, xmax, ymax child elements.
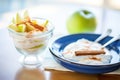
<box><xmin>16</xmin><ymin>13</ymin><xmax>22</xmax><ymax>24</ymax></box>
<box><xmin>12</xmin><ymin>18</ymin><xmax>16</xmax><ymax>24</ymax></box>
<box><xmin>17</xmin><ymin>24</ymin><xmax>26</xmax><ymax>32</ymax></box>
<box><xmin>8</xmin><ymin>11</ymin><xmax>49</xmax><ymax>33</ymax></box>
<box><xmin>8</xmin><ymin>24</ymin><xmax>18</xmax><ymax>32</ymax></box>
<box><xmin>29</xmin><ymin>44</ymin><xmax>44</xmax><ymax>49</ymax></box>
<box><xmin>23</xmin><ymin>10</ymin><xmax>30</xmax><ymax>22</ymax></box>
<box><xmin>26</xmin><ymin>22</ymin><xmax>35</xmax><ymax>32</ymax></box>
<box><xmin>42</xmin><ymin>20</ymin><xmax>48</xmax><ymax>27</ymax></box>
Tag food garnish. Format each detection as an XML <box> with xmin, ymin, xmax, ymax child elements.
<box><xmin>8</xmin><ymin>11</ymin><xmax>48</xmax><ymax>33</ymax></box>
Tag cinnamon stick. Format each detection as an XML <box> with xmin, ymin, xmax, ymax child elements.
<box><xmin>75</xmin><ymin>50</ymin><xmax>105</xmax><ymax>56</ymax></box>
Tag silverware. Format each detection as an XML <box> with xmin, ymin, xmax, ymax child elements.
<box><xmin>102</xmin><ymin>34</ymin><xmax>120</xmax><ymax>47</ymax></box>
<box><xmin>95</xmin><ymin>29</ymin><xmax>112</xmax><ymax>42</ymax></box>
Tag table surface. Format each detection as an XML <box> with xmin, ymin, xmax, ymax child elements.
<box><xmin>0</xmin><ymin>4</ymin><xmax>120</xmax><ymax>80</ymax></box>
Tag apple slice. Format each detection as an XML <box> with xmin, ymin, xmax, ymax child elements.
<box><xmin>23</xmin><ymin>10</ymin><xmax>29</xmax><ymax>18</ymax></box>
<box><xmin>42</xmin><ymin>20</ymin><xmax>48</xmax><ymax>27</ymax></box>
<box><xmin>8</xmin><ymin>24</ymin><xmax>18</xmax><ymax>32</ymax></box>
<box><xmin>23</xmin><ymin>10</ymin><xmax>30</xmax><ymax>21</ymax></box>
<box><xmin>12</xmin><ymin>18</ymin><xmax>16</xmax><ymax>24</ymax></box>
<box><xmin>26</xmin><ymin>22</ymin><xmax>35</xmax><ymax>32</ymax></box>
<box><xmin>31</xmin><ymin>20</ymin><xmax>37</xmax><ymax>24</ymax></box>
<box><xmin>29</xmin><ymin>44</ymin><xmax>44</xmax><ymax>49</ymax></box>
<box><xmin>16</xmin><ymin>13</ymin><xmax>22</xmax><ymax>24</ymax></box>
<box><xmin>17</xmin><ymin>24</ymin><xmax>26</xmax><ymax>32</ymax></box>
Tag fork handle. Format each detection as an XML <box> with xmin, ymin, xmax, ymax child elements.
<box><xmin>95</xmin><ymin>29</ymin><xmax>112</xmax><ymax>42</ymax></box>
<box><xmin>102</xmin><ymin>34</ymin><xmax>120</xmax><ymax>47</ymax></box>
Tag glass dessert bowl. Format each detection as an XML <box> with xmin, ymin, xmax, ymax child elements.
<box><xmin>8</xmin><ymin>11</ymin><xmax>54</xmax><ymax>68</ymax></box>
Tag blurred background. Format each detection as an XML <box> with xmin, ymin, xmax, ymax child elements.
<box><xmin>0</xmin><ymin>0</ymin><xmax>120</xmax><ymax>35</ymax></box>
<box><xmin>0</xmin><ymin>0</ymin><xmax>103</xmax><ymax>14</ymax></box>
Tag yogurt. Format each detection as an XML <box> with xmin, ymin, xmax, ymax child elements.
<box><xmin>62</xmin><ymin>38</ymin><xmax>112</xmax><ymax>65</ymax></box>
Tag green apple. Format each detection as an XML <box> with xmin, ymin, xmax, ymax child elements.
<box><xmin>66</xmin><ymin>10</ymin><xmax>97</xmax><ymax>34</ymax></box>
